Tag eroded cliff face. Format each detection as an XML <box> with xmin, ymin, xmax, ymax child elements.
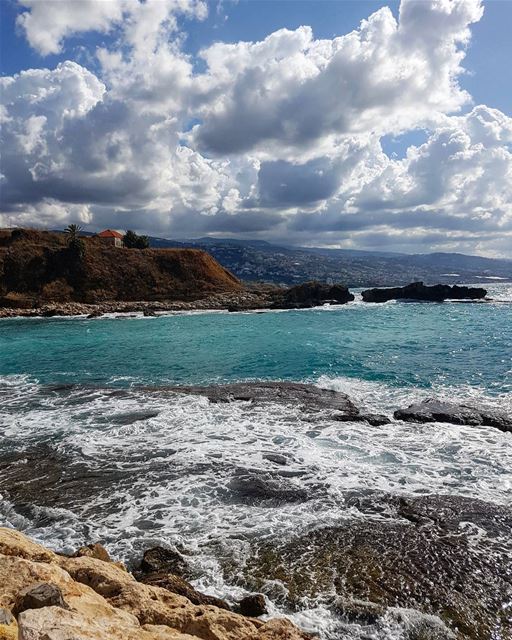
<box><xmin>0</xmin><ymin>528</ymin><xmax>311</xmax><ymax>640</ymax></box>
<box><xmin>0</xmin><ymin>229</ymin><xmax>241</xmax><ymax>307</ymax></box>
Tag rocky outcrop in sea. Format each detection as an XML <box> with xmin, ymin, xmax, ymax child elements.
<box><xmin>361</xmin><ymin>282</ymin><xmax>487</xmax><ymax>303</ymax></box>
<box><xmin>271</xmin><ymin>282</ymin><xmax>355</xmax><ymax>309</ymax></box>
<box><xmin>165</xmin><ymin>381</ymin><xmax>390</xmax><ymax>426</ymax></box>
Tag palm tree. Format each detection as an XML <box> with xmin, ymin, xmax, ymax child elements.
<box><xmin>65</xmin><ymin>224</ymin><xmax>82</xmax><ymax>243</ymax></box>
<box><xmin>65</xmin><ymin>224</ymin><xmax>85</xmax><ymax>258</ymax></box>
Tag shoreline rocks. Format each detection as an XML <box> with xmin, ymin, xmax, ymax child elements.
<box><xmin>0</xmin><ymin>527</ymin><xmax>313</xmax><ymax>640</ymax></box>
<box><xmin>136</xmin><ymin>547</ymin><xmax>231</xmax><ymax>611</ymax></box>
<box><xmin>0</xmin><ymin>279</ymin><xmax>497</xmax><ymax>318</ymax></box>
<box><xmin>0</xmin><ymin>291</ymin><xmax>276</xmax><ymax>319</ymax></box>
<box><xmin>239</xmin><ymin>594</ymin><xmax>268</xmax><ymax>617</ymax></box>
<box><xmin>361</xmin><ymin>281</ymin><xmax>487</xmax><ymax>303</ymax></box>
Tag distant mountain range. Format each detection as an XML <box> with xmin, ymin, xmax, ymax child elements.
<box><xmin>147</xmin><ymin>236</ymin><xmax>512</xmax><ymax>287</ymax></box>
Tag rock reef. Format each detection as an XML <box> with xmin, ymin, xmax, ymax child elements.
<box><xmin>167</xmin><ymin>381</ymin><xmax>389</xmax><ymax>426</ymax></box>
<box><xmin>271</xmin><ymin>282</ymin><xmax>354</xmax><ymax>309</ymax></box>
<box><xmin>0</xmin><ymin>527</ymin><xmax>312</xmax><ymax>640</ymax></box>
<box><xmin>0</xmin><ymin>292</ymin><xmax>274</xmax><ymax>319</ymax></box>
<box><xmin>361</xmin><ymin>281</ymin><xmax>487</xmax><ymax>303</ymax></box>
<box><xmin>394</xmin><ymin>398</ymin><xmax>512</xmax><ymax>432</ymax></box>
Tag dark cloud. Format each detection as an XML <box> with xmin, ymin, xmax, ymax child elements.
<box><xmin>258</xmin><ymin>158</ymin><xmax>342</xmax><ymax>207</ymax></box>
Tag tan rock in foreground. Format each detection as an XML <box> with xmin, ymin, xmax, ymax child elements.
<box><xmin>0</xmin><ymin>528</ymin><xmax>312</xmax><ymax>640</ymax></box>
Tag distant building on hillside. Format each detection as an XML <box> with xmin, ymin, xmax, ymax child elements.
<box><xmin>96</xmin><ymin>229</ymin><xmax>124</xmax><ymax>247</ymax></box>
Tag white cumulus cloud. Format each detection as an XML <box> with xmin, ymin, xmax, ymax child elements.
<box><xmin>1</xmin><ymin>0</ymin><xmax>511</xmax><ymax>256</ymax></box>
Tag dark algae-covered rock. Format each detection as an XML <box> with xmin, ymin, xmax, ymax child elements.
<box><xmin>361</xmin><ymin>281</ymin><xmax>487</xmax><ymax>303</ymax></box>
<box><xmin>238</xmin><ymin>494</ymin><xmax>512</xmax><ymax>639</ymax></box>
<box><xmin>138</xmin><ymin>546</ymin><xmax>189</xmax><ymax>578</ymax></box>
<box><xmin>273</xmin><ymin>280</ymin><xmax>354</xmax><ymax>309</ymax></box>
<box><xmin>239</xmin><ymin>594</ymin><xmax>268</xmax><ymax>617</ymax></box>
<box><xmin>136</xmin><ymin>545</ymin><xmax>231</xmax><ymax>610</ymax></box>
<box><xmin>394</xmin><ymin>398</ymin><xmax>512</xmax><ymax>432</ymax></box>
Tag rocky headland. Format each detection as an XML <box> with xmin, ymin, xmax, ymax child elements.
<box><xmin>1</xmin><ymin>228</ymin><xmax>493</xmax><ymax>319</ymax></box>
<box><xmin>0</xmin><ymin>228</ymin><xmax>243</xmax><ymax>310</ymax></box>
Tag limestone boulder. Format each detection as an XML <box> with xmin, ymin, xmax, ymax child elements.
<box><xmin>0</xmin><ymin>528</ymin><xmax>312</xmax><ymax>640</ymax></box>
<box><xmin>17</xmin><ymin>607</ymin><xmax>197</xmax><ymax>640</ymax></box>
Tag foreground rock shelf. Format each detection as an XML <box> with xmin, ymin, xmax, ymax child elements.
<box><xmin>2</xmin><ymin>493</ymin><xmax>510</xmax><ymax>640</ymax></box>
<box><xmin>0</xmin><ymin>528</ymin><xmax>311</xmax><ymax>640</ymax></box>
<box><xmin>238</xmin><ymin>494</ymin><xmax>512</xmax><ymax>640</ymax></box>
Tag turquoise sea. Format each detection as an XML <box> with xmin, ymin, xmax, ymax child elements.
<box><xmin>1</xmin><ymin>285</ymin><xmax>511</xmax><ymax>392</ymax></box>
<box><xmin>1</xmin><ymin>283</ymin><xmax>511</xmax><ymax>638</ymax></box>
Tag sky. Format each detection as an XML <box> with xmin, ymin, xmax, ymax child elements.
<box><xmin>0</xmin><ymin>0</ymin><xmax>511</xmax><ymax>256</ymax></box>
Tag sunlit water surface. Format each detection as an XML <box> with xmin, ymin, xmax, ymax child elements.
<box><xmin>0</xmin><ymin>283</ymin><xmax>511</xmax><ymax>638</ymax></box>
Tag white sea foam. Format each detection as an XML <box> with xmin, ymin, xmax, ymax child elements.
<box><xmin>0</xmin><ymin>373</ymin><xmax>510</xmax><ymax>638</ymax></box>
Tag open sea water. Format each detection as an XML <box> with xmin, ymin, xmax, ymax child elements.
<box><xmin>0</xmin><ymin>283</ymin><xmax>511</xmax><ymax>638</ymax></box>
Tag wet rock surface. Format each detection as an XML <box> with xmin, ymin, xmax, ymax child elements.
<box><xmin>332</xmin><ymin>412</ymin><xmax>391</xmax><ymax>426</ymax></box>
<box><xmin>228</xmin><ymin>470</ymin><xmax>314</xmax><ymax>504</ymax></box>
<box><xmin>0</xmin><ymin>444</ymin><xmax>142</xmax><ymax>511</ymax></box>
<box><xmin>272</xmin><ymin>281</ymin><xmax>354</xmax><ymax>309</ymax></box>
<box><xmin>361</xmin><ymin>282</ymin><xmax>487</xmax><ymax>303</ymax></box>
<box><xmin>139</xmin><ymin>571</ymin><xmax>231</xmax><ymax>610</ymax></box>
<box><xmin>169</xmin><ymin>381</ymin><xmax>388</xmax><ymax>425</ymax></box>
<box><xmin>394</xmin><ymin>398</ymin><xmax>512</xmax><ymax>432</ymax></box>
<box><xmin>138</xmin><ymin>547</ymin><xmax>190</xmax><ymax>578</ymax></box>
<box><xmin>238</xmin><ymin>494</ymin><xmax>512</xmax><ymax>640</ymax></box>
<box><xmin>171</xmin><ymin>381</ymin><xmax>358</xmax><ymax>413</ymax></box>
<box><xmin>239</xmin><ymin>594</ymin><xmax>268</xmax><ymax>617</ymax></box>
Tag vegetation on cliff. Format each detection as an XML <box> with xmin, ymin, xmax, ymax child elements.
<box><xmin>123</xmin><ymin>230</ymin><xmax>150</xmax><ymax>249</ymax></box>
<box><xmin>0</xmin><ymin>229</ymin><xmax>241</xmax><ymax>307</ymax></box>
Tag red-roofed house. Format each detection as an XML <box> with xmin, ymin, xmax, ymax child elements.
<box><xmin>96</xmin><ymin>229</ymin><xmax>124</xmax><ymax>247</ymax></box>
